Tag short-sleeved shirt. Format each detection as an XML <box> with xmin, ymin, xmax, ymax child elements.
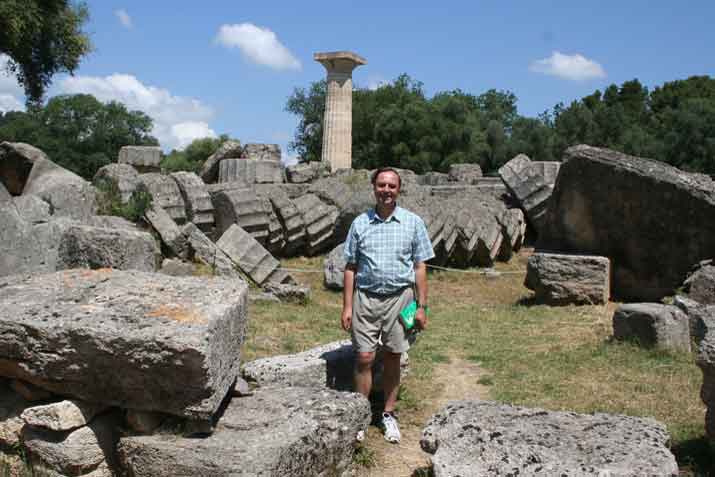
<box><xmin>344</xmin><ymin>205</ymin><xmax>435</xmax><ymax>295</ymax></box>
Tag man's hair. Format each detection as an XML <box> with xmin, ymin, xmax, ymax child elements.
<box><xmin>371</xmin><ymin>167</ymin><xmax>402</xmax><ymax>188</ymax></box>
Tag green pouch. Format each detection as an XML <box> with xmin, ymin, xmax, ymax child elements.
<box><xmin>400</xmin><ymin>300</ymin><xmax>418</xmax><ymax>330</ymax></box>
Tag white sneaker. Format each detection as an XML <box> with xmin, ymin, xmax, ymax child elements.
<box><xmin>381</xmin><ymin>412</ymin><xmax>401</xmax><ymax>443</ymax></box>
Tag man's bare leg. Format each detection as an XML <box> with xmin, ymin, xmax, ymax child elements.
<box><xmin>382</xmin><ymin>351</ymin><xmax>402</xmax><ymax>413</ymax></box>
<box><xmin>355</xmin><ymin>351</ymin><xmax>375</xmax><ymax>397</ymax></box>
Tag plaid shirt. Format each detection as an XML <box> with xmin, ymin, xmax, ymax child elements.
<box><xmin>344</xmin><ymin>205</ymin><xmax>435</xmax><ymax>295</ymax></box>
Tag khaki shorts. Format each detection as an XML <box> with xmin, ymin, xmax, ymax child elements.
<box><xmin>351</xmin><ymin>287</ymin><xmax>414</xmax><ymax>354</ymax></box>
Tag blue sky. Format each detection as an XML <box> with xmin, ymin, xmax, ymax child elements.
<box><xmin>1</xmin><ymin>1</ymin><xmax>714</xmax><ymax>160</ymax></box>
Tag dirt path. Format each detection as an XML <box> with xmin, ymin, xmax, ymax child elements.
<box><xmin>356</xmin><ymin>357</ymin><xmax>490</xmax><ymax>477</ymax></box>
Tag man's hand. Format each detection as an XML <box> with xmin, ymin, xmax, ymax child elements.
<box><xmin>415</xmin><ymin>307</ymin><xmax>427</xmax><ymax>330</ymax></box>
<box><xmin>341</xmin><ymin>309</ymin><xmax>352</xmax><ymax>331</ymax></box>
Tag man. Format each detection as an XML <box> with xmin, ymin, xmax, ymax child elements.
<box><xmin>341</xmin><ymin>167</ymin><xmax>434</xmax><ymax>443</ymax></box>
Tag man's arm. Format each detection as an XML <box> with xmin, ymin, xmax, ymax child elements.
<box><xmin>414</xmin><ymin>261</ymin><xmax>428</xmax><ymax>330</ymax></box>
<box><xmin>341</xmin><ymin>263</ymin><xmax>357</xmax><ymax>331</ymax></box>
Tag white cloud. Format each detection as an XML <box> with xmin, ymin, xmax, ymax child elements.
<box><xmin>215</xmin><ymin>23</ymin><xmax>301</xmax><ymax>71</ymax></box>
<box><xmin>0</xmin><ymin>54</ymin><xmax>25</xmax><ymax>112</ymax></box>
<box><xmin>59</xmin><ymin>74</ymin><xmax>216</xmax><ymax>150</ymax></box>
<box><xmin>366</xmin><ymin>75</ymin><xmax>388</xmax><ymax>91</ymax></box>
<box><xmin>115</xmin><ymin>9</ymin><xmax>133</xmax><ymax>29</ymax></box>
<box><xmin>529</xmin><ymin>51</ymin><xmax>606</xmax><ymax>81</ymax></box>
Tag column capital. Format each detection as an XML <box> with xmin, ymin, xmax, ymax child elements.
<box><xmin>314</xmin><ymin>51</ymin><xmax>367</xmax><ymax>74</ymax></box>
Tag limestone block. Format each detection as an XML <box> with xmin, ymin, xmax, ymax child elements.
<box><xmin>421</xmin><ymin>401</ymin><xmax>677</xmax><ymax>476</ymax></box>
<box><xmin>294</xmin><ymin>193</ymin><xmax>339</xmax><ymax>255</ymax></box>
<box><xmin>118</xmin><ymin>146</ymin><xmax>162</xmax><ymax>172</ymax></box>
<box><xmin>286</xmin><ymin>161</ymin><xmax>329</xmax><ymax>183</ymax></box>
<box><xmin>0</xmin><ymin>179</ymin><xmax>11</xmax><ymax>201</ymax></box>
<box><xmin>212</xmin><ymin>188</ymin><xmax>271</xmax><ymax>242</ymax></box>
<box><xmin>324</xmin><ymin>243</ymin><xmax>346</xmax><ymax>290</ymax></box>
<box><xmin>125</xmin><ymin>410</ymin><xmax>164</xmax><ymax>434</ymax></box>
<box><xmin>23</xmin><ymin>413</ymin><xmax>119</xmax><ymax>477</ymax></box>
<box><xmin>525</xmin><ymin>252</ymin><xmax>610</xmax><ymax>305</ymax></box>
<box><xmin>262</xmin><ymin>283</ymin><xmax>310</xmax><ymax>304</ymax></box>
<box><xmin>159</xmin><ymin>258</ymin><xmax>194</xmax><ymax>277</ymax></box>
<box><xmin>448</xmin><ymin>163</ymin><xmax>482</xmax><ymax>184</ymax></box>
<box><xmin>182</xmin><ymin>222</ymin><xmax>243</xmax><ymax>279</ymax></box>
<box><xmin>538</xmin><ymin>144</ymin><xmax>715</xmax><ymax>301</ymax></box>
<box><xmin>498</xmin><ymin>153</ymin><xmax>555</xmax><ymax>233</ymax></box>
<box><xmin>22</xmin><ymin>400</ymin><xmax>107</xmax><ymax>432</ymax></box>
<box><xmin>674</xmin><ymin>295</ymin><xmax>715</xmax><ymax>345</ymax></box>
<box><xmin>497</xmin><ymin>208</ymin><xmax>526</xmax><ymax>260</ymax></box>
<box><xmin>613</xmin><ymin>303</ymin><xmax>691</xmax><ymax>352</ymax></box>
<box><xmin>170</xmin><ymin>171</ymin><xmax>214</xmax><ymax>231</ymax></box>
<box><xmin>0</xmin><ymin>269</ymin><xmax>249</xmax><ymax>420</ymax></box>
<box><xmin>84</xmin><ymin>215</ymin><xmax>139</xmax><ymax>231</ymax></box>
<box><xmin>144</xmin><ymin>204</ymin><xmax>188</xmax><ymax>258</ymax></box>
<box><xmin>218</xmin><ymin>158</ymin><xmax>284</xmax><ymax>184</ymax></box>
<box><xmin>0</xmin><ymin>384</ymin><xmax>28</xmax><ymax>447</ymax></box>
<box><xmin>268</xmin><ymin>193</ymin><xmax>306</xmax><ymax>254</ymax></box>
<box><xmin>684</xmin><ymin>261</ymin><xmax>715</xmax><ymax>305</ymax></box>
<box><xmin>264</xmin><ymin>205</ymin><xmax>286</xmax><ymax>255</ymax></box>
<box><xmin>0</xmin><ymin>142</ymin><xmax>52</xmax><ymax>194</ymax></box>
<box><xmin>200</xmin><ymin>140</ymin><xmax>243</xmax><ymax>184</ymax></box>
<box><xmin>418</xmin><ymin>172</ymin><xmax>450</xmax><ymax>186</ymax></box>
<box><xmin>696</xmin><ymin>314</ymin><xmax>715</xmax><ymax>440</ymax></box>
<box><xmin>117</xmin><ymin>386</ymin><xmax>370</xmax><ymax>477</ymax></box>
<box><xmin>93</xmin><ymin>163</ymin><xmax>141</xmax><ymax>203</ymax></box>
<box><xmin>138</xmin><ymin>173</ymin><xmax>187</xmax><ymax>224</ymax></box>
<box><xmin>242</xmin><ymin>143</ymin><xmax>281</xmax><ymax>162</ymax></box>
<box><xmin>56</xmin><ymin>222</ymin><xmax>159</xmax><ymax>272</ymax></box>
<box><xmin>216</xmin><ymin>224</ymin><xmax>292</xmax><ymax>285</ymax></box>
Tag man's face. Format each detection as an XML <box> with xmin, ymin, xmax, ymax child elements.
<box><xmin>373</xmin><ymin>171</ymin><xmax>401</xmax><ymax>208</ymax></box>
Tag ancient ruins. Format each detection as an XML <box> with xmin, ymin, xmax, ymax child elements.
<box><xmin>0</xmin><ymin>137</ymin><xmax>713</xmax><ymax>475</ymax></box>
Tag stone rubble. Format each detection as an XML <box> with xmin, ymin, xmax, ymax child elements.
<box><xmin>212</xmin><ymin>188</ymin><xmax>271</xmax><ymax>243</ymax></box>
<box><xmin>170</xmin><ymin>171</ymin><xmax>215</xmax><ymax>231</ymax></box>
<box><xmin>294</xmin><ymin>193</ymin><xmax>339</xmax><ymax>255</ymax></box>
<box><xmin>138</xmin><ymin>172</ymin><xmax>187</xmax><ymax>224</ymax></box>
<box><xmin>612</xmin><ymin>303</ymin><xmax>691</xmax><ymax>352</ymax></box>
<box><xmin>200</xmin><ymin>140</ymin><xmax>243</xmax><ymax>184</ymax></box>
<box><xmin>117</xmin><ymin>146</ymin><xmax>162</xmax><ymax>172</ymax></box>
<box><xmin>525</xmin><ymin>252</ymin><xmax>611</xmax><ymax>305</ymax></box>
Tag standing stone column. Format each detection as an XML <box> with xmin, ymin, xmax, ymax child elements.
<box><xmin>314</xmin><ymin>51</ymin><xmax>367</xmax><ymax>172</ymax></box>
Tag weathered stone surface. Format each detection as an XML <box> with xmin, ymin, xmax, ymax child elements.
<box><xmin>498</xmin><ymin>154</ymin><xmax>557</xmax><ymax>234</ymax></box>
<box><xmin>159</xmin><ymin>258</ymin><xmax>194</xmax><ymax>277</ymax></box>
<box><xmin>539</xmin><ymin>144</ymin><xmax>715</xmax><ymax>301</ymax></box>
<box><xmin>182</xmin><ymin>223</ymin><xmax>242</xmax><ymax>279</ymax></box>
<box><xmin>231</xmin><ymin>377</ymin><xmax>252</xmax><ymax>397</ymax></box>
<box><xmin>10</xmin><ymin>380</ymin><xmax>53</xmax><ymax>402</ymax></box>
<box><xmin>418</xmin><ymin>172</ymin><xmax>450</xmax><ymax>186</ymax></box>
<box><xmin>0</xmin><ymin>142</ymin><xmax>98</xmax><ymax>221</ymax></box>
<box><xmin>324</xmin><ymin>243</ymin><xmax>346</xmax><ymax>290</ymax></box>
<box><xmin>286</xmin><ymin>161</ymin><xmax>329</xmax><ymax>183</ymax></box>
<box><xmin>497</xmin><ymin>208</ymin><xmax>526</xmax><ymax>260</ymax></box>
<box><xmin>84</xmin><ymin>215</ymin><xmax>139</xmax><ymax>231</ymax></box>
<box><xmin>117</xmin><ymin>386</ymin><xmax>370</xmax><ymax>477</ymax></box>
<box><xmin>23</xmin><ymin>412</ymin><xmax>119</xmax><ymax>477</ymax></box>
<box><xmin>55</xmin><ymin>222</ymin><xmax>159</xmax><ymax>272</ymax></box>
<box><xmin>216</xmin><ymin>224</ymin><xmax>291</xmax><ymax>285</ymax></box>
<box><xmin>525</xmin><ymin>252</ymin><xmax>610</xmax><ymax>305</ymax></box>
<box><xmin>92</xmin><ymin>163</ymin><xmax>141</xmax><ymax>203</ymax></box>
<box><xmin>118</xmin><ymin>146</ymin><xmax>162</xmax><ymax>172</ymax></box>
<box><xmin>212</xmin><ymin>188</ymin><xmax>271</xmax><ymax>242</ymax></box>
<box><xmin>170</xmin><ymin>171</ymin><xmax>214</xmax><ymax>230</ymax></box>
<box><xmin>613</xmin><ymin>303</ymin><xmax>691</xmax><ymax>352</ymax></box>
<box><xmin>0</xmin><ymin>269</ymin><xmax>249</xmax><ymax>420</ymax></box>
<box><xmin>138</xmin><ymin>173</ymin><xmax>187</xmax><ymax>224</ymax></box>
<box><xmin>294</xmin><ymin>193</ymin><xmax>339</xmax><ymax>255</ymax></box>
<box><xmin>262</xmin><ymin>282</ymin><xmax>310</xmax><ymax>304</ymax></box>
<box><xmin>144</xmin><ymin>204</ymin><xmax>188</xmax><ymax>258</ymax></box>
<box><xmin>125</xmin><ymin>410</ymin><xmax>165</xmax><ymax>434</ymax></box>
<box><xmin>242</xmin><ymin>143</ymin><xmax>281</xmax><ymax>162</ymax></box>
<box><xmin>22</xmin><ymin>400</ymin><xmax>106</xmax><ymax>433</ymax></box>
<box><xmin>309</xmin><ymin>175</ymin><xmax>375</xmax><ymax>243</ymax></box>
<box><xmin>695</xmin><ymin>311</ymin><xmax>715</xmax><ymax>442</ymax></box>
<box><xmin>684</xmin><ymin>261</ymin><xmax>715</xmax><ymax>305</ymax></box>
<box><xmin>0</xmin><ymin>180</ymin><xmax>11</xmax><ymax>201</ymax></box>
<box><xmin>218</xmin><ymin>158</ymin><xmax>284</xmax><ymax>184</ymax></box>
<box><xmin>0</xmin><ymin>384</ymin><xmax>28</xmax><ymax>447</ymax></box>
<box><xmin>448</xmin><ymin>163</ymin><xmax>482</xmax><ymax>184</ymax></box>
<box><xmin>421</xmin><ymin>400</ymin><xmax>677</xmax><ymax>477</ymax></box>
<box><xmin>674</xmin><ymin>295</ymin><xmax>715</xmax><ymax>344</ymax></box>
<box><xmin>200</xmin><ymin>140</ymin><xmax>243</xmax><ymax>184</ymax></box>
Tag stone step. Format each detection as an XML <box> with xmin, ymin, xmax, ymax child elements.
<box><xmin>138</xmin><ymin>173</ymin><xmax>187</xmax><ymax>224</ymax></box>
<box><xmin>170</xmin><ymin>171</ymin><xmax>214</xmax><ymax>231</ymax></box>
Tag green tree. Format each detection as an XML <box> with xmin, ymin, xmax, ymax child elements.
<box><xmin>0</xmin><ymin>0</ymin><xmax>91</xmax><ymax>107</ymax></box>
<box><xmin>161</xmin><ymin>134</ymin><xmax>234</xmax><ymax>173</ymax></box>
<box><xmin>285</xmin><ymin>80</ymin><xmax>326</xmax><ymax>163</ymax></box>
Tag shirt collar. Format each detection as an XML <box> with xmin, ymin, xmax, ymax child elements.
<box><xmin>369</xmin><ymin>205</ymin><xmax>404</xmax><ymax>223</ymax></box>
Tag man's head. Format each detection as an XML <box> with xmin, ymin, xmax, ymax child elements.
<box><xmin>371</xmin><ymin>167</ymin><xmax>401</xmax><ymax>210</ymax></box>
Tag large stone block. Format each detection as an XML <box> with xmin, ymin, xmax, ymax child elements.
<box><xmin>138</xmin><ymin>173</ymin><xmax>187</xmax><ymax>224</ymax></box>
<box><xmin>0</xmin><ymin>180</ymin><xmax>10</xmax><ymax>202</ymax></box>
<box><xmin>294</xmin><ymin>193</ymin><xmax>339</xmax><ymax>255</ymax></box>
<box><xmin>144</xmin><ymin>204</ymin><xmax>188</xmax><ymax>258</ymax></box>
<box><xmin>448</xmin><ymin>163</ymin><xmax>482</xmax><ymax>184</ymax></box>
<box><xmin>216</xmin><ymin>224</ymin><xmax>292</xmax><ymax>286</ymax></box>
<box><xmin>684</xmin><ymin>261</ymin><xmax>715</xmax><ymax>305</ymax></box>
<box><xmin>613</xmin><ymin>303</ymin><xmax>691</xmax><ymax>352</ymax></box>
<box><xmin>242</xmin><ymin>143</ymin><xmax>281</xmax><ymax>162</ymax></box>
<box><xmin>118</xmin><ymin>146</ymin><xmax>162</xmax><ymax>172</ymax></box>
<box><xmin>170</xmin><ymin>171</ymin><xmax>214</xmax><ymax>231</ymax></box>
<box><xmin>0</xmin><ymin>269</ymin><xmax>249</xmax><ymax>420</ymax></box>
<box><xmin>218</xmin><ymin>158</ymin><xmax>284</xmax><ymax>184</ymax></box>
<box><xmin>539</xmin><ymin>144</ymin><xmax>715</xmax><ymax>301</ymax></box>
<box><xmin>200</xmin><ymin>140</ymin><xmax>243</xmax><ymax>184</ymax></box>
<box><xmin>93</xmin><ymin>163</ymin><xmax>141</xmax><ymax>203</ymax></box>
<box><xmin>22</xmin><ymin>399</ymin><xmax>106</xmax><ymax>432</ymax></box>
<box><xmin>286</xmin><ymin>161</ymin><xmax>329</xmax><ymax>183</ymax></box>
<box><xmin>212</xmin><ymin>188</ymin><xmax>271</xmax><ymax>242</ymax></box>
<box><xmin>525</xmin><ymin>252</ymin><xmax>610</xmax><ymax>305</ymax></box>
<box><xmin>421</xmin><ymin>401</ymin><xmax>677</xmax><ymax>477</ymax></box>
<box><xmin>324</xmin><ymin>243</ymin><xmax>346</xmax><ymax>290</ymax></box>
<box><xmin>0</xmin><ymin>382</ymin><xmax>28</xmax><ymax>447</ymax></box>
<box><xmin>182</xmin><ymin>223</ymin><xmax>243</xmax><ymax>279</ymax></box>
<box><xmin>117</xmin><ymin>386</ymin><xmax>370</xmax><ymax>477</ymax></box>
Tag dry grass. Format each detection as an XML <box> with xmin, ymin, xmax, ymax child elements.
<box><xmin>244</xmin><ymin>250</ymin><xmax>711</xmax><ymax>475</ymax></box>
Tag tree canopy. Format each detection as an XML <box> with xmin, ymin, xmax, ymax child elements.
<box><xmin>287</xmin><ymin>74</ymin><xmax>715</xmax><ymax>175</ymax></box>
<box><xmin>0</xmin><ymin>0</ymin><xmax>91</xmax><ymax>107</ymax></box>
<box><xmin>161</xmin><ymin>135</ymin><xmax>238</xmax><ymax>173</ymax></box>
<box><xmin>0</xmin><ymin>93</ymin><xmax>158</xmax><ymax>178</ymax></box>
